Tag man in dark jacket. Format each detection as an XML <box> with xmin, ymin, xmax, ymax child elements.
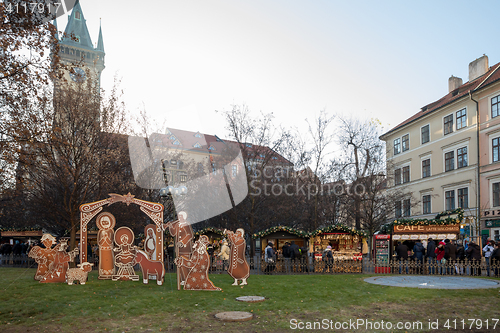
<box><xmin>466</xmin><ymin>241</ymin><xmax>481</xmax><ymax>276</ymax></box>
<box><xmin>282</xmin><ymin>242</ymin><xmax>291</xmax><ymax>273</ymax></box>
<box><xmin>426</xmin><ymin>238</ymin><xmax>436</xmax><ymax>274</ymax></box>
<box><xmin>444</xmin><ymin>239</ymin><xmax>457</xmax><ymax>275</ymax></box>
<box><xmin>395</xmin><ymin>242</ymin><xmax>409</xmax><ymax>274</ymax></box>
<box><xmin>413</xmin><ymin>240</ymin><xmax>425</xmax><ymax>274</ymax></box>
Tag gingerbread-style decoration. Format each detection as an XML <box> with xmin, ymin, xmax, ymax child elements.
<box><xmin>163</xmin><ymin>211</ymin><xmax>194</xmax><ymax>290</ymax></box>
<box><xmin>224</xmin><ymin>229</ymin><xmax>250</xmax><ymax>286</ymax></box>
<box><xmin>28</xmin><ymin>233</ymin><xmax>57</xmax><ymax>281</ymax></box>
<box><xmin>41</xmin><ymin>239</ymin><xmax>79</xmax><ymax>283</ymax></box>
<box><xmin>79</xmin><ymin>193</ymin><xmax>164</xmax><ymax>263</ymax></box>
<box><xmin>96</xmin><ymin>212</ymin><xmax>116</xmax><ymax>279</ymax></box>
<box><xmin>136</xmin><ymin>249</ymin><xmax>165</xmax><ymax>285</ymax></box>
<box><xmin>66</xmin><ymin>262</ymin><xmax>94</xmax><ymax>285</ymax></box>
<box><xmin>174</xmin><ymin>235</ymin><xmax>221</xmax><ymax>291</ymax></box>
<box><xmin>144</xmin><ymin>224</ymin><xmax>156</xmax><ymax>260</ymax></box>
<box><xmin>112</xmin><ymin>227</ymin><xmax>139</xmax><ymax>281</ymax></box>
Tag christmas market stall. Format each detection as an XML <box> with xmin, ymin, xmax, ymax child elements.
<box><xmin>309</xmin><ymin>224</ymin><xmax>365</xmax><ymax>273</ymax></box>
<box><xmin>252</xmin><ymin>225</ymin><xmax>309</xmax><ymax>256</ymax></box>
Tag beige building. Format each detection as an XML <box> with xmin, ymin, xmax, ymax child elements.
<box><xmin>380</xmin><ymin>55</ymin><xmax>500</xmax><ymax>242</ymax></box>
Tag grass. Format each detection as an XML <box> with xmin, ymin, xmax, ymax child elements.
<box><xmin>0</xmin><ymin>268</ymin><xmax>499</xmax><ymax>332</ymax></box>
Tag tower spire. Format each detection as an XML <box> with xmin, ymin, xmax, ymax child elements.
<box><xmin>96</xmin><ymin>19</ymin><xmax>104</xmax><ymax>53</ymax></box>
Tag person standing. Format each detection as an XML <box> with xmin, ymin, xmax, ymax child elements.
<box><xmin>217</xmin><ymin>239</ymin><xmax>230</xmax><ymax>270</ymax></box>
<box><xmin>490</xmin><ymin>242</ymin><xmax>500</xmax><ymax>277</ymax></box>
<box><xmin>413</xmin><ymin>240</ymin><xmax>425</xmax><ymax>274</ymax></box>
<box><xmin>483</xmin><ymin>240</ymin><xmax>495</xmax><ymax>277</ymax></box>
<box><xmin>444</xmin><ymin>239</ymin><xmax>457</xmax><ymax>275</ymax></box>
<box><xmin>466</xmin><ymin>241</ymin><xmax>481</xmax><ymax>276</ymax></box>
<box><xmin>282</xmin><ymin>242</ymin><xmax>291</xmax><ymax>273</ymax></box>
<box><xmin>435</xmin><ymin>241</ymin><xmax>446</xmax><ymax>275</ymax></box>
<box><xmin>395</xmin><ymin>241</ymin><xmax>409</xmax><ymax>274</ymax></box>
<box><xmin>426</xmin><ymin>238</ymin><xmax>437</xmax><ymax>275</ymax></box>
<box><xmin>264</xmin><ymin>242</ymin><xmax>275</xmax><ymax>274</ymax></box>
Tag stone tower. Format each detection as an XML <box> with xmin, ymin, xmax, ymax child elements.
<box><xmin>54</xmin><ymin>1</ymin><xmax>105</xmax><ymax>91</ymax></box>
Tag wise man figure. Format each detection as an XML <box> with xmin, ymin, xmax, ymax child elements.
<box><xmin>29</xmin><ymin>233</ymin><xmax>57</xmax><ymax>280</ymax></box>
<box><xmin>163</xmin><ymin>211</ymin><xmax>193</xmax><ymax>287</ymax></box>
<box><xmin>224</xmin><ymin>228</ymin><xmax>250</xmax><ymax>286</ymax></box>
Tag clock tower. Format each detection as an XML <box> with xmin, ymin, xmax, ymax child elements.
<box><xmin>53</xmin><ymin>1</ymin><xmax>105</xmax><ymax>91</ymax></box>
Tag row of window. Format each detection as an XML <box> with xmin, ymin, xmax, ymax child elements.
<box><xmin>395</xmin><ymin>187</ymin><xmax>469</xmax><ymax>217</ymax></box>
<box><xmin>394</xmin><ymin>146</ymin><xmax>468</xmax><ymax>184</ymax></box>
<box><xmin>394</xmin><ymin>94</ymin><xmax>500</xmax><ymax>156</ymax></box>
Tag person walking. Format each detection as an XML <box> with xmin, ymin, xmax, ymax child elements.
<box><xmin>483</xmin><ymin>240</ymin><xmax>495</xmax><ymax>277</ymax></box>
<box><xmin>426</xmin><ymin>238</ymin><xmax>437</xmax><ymax>275</ymax></box>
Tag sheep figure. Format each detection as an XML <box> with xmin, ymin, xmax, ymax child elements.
<box><xmin>66</xmin><ymin>262</ymin><xmax>94</xmax><ymax>285</ymax></box>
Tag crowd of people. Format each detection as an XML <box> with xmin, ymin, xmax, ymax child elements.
<box><xmin>394</xmin><ymin>238</ymin><xmax>500</xmax><ymax>276</ymax></box>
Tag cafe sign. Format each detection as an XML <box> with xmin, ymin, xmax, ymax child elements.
<box><xmin>393</xmin><ymin>224</ymin><xmax>460</xmax><ymax>234</ymax></box>
<box><xmin>1</xmin><ymin>230</ymin><xmax>43</xmax><ymax>237</ymax></box>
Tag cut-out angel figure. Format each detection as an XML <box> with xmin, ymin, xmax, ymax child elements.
<box><xmin>41</xmin><ymin>239</ymin><xmax>78</xmax><ymax>283</ymax></box>
<box><xmin>97</xmin><ymin>212</ymin><xmax>116</xmax><ymax>279</ymax></box>
<box><xmin>112</xmin><ymin>227</ymin><xmax>139</xmax><ymax>281</ymax></box>
<box><xmin>224</xmin><ymin>228</ymin><xmax>250</xmax><ymax>285</ymax></box>
<box><xmin>29</xmin><ymin>233</ymin><xmax>57</xmax><ymax>280</ymax></box>
<box><xmin>174</xmin><ymin>235</ymin><xmax>221</xmax><ymax>291</ymax></box>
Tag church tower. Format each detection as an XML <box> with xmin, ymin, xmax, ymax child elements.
<box><xmin>54</xmin><ymin>2</ymin><xmax>105</xmax><ymax>90</ymax></box>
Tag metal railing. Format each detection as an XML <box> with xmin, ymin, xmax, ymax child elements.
<box><xmin>2</xmin><ymin>254</ymin><xmax>499</xmax><ymax>277</ymax></box>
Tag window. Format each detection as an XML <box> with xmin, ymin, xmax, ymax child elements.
<box><xmin>197</xmin><ymin>163</ymin><xmax>204</xmax><ymax>174</ymax></box>
<box><xmin>493</xmin><ymin>138</ymin><xmax>500</xmax><ymax>162</ymax></box>
<box><xmin>492</xmin><ymin>94</ymin><xmax>500</xmax><ymax>118</ymax></box>
<box><xmin>493</xmin><ymin>182</ymin><xmax>500</xmax><ymax>207</ymax></box>
<box><xmin>445</xmin><ymin>190</ymin><xmax>455</xmax><ymax>210</ymax></box>
<box><xmin>402</xmin><ymin>166</ymin><xmax>410</xmax><ymax>183</ymax></box>
<box><xmin>75</xmin><ymin>11</ymin><xmax>81</xmax><ymax>19</ymax></box>
<box><xmin>445</xmin><ymin>151</ymin><xmax>454</xmax><ymax>172</ymax></box>
<box><xmin>179</xmin><ymin>174</ymin><xmax>187</xmax><ymax>182</ymax></box>
<box><xmin>232</xmin><ymin>165</ymin><xmax>237</xmax><ymax>177</ymax></box>
<box><xmin>193</xmin><ymin>142</ymin><xmax>202</xmax><ymax>148</ymax></box>
<box><xmin>394</xmin><ymin>168</ymin><xmax>401</xmax><ymax>185</ymax></box>
<box><xmin>423</xmin><ymin>195</ymin><xmax>431</xmax><ymax>214</ymax></box>
<box><xmin>456</xmin><ymin>108</ymin><xmax>466</xmax><ymax>130</ymax></box>
<box><xmin>395</xmin><ymin>201</ymin><xmax>402</xmax><ymax>218</ymax></box>
<box><xmin>444</xmin><ymin>114</ymin><xmax>453</xmax><ymax>135</ymax></box>
<box><xmin>422</xmin><ymin>159</ymin><xmax>430</xmax><ymax>178</ymax></box>
<box><xmin>403</xmin><ymin>199</ymin><xmax>411</xmax><ymax>217</ymax></box>
<box><xmin>194</xmin><ymin>132</ymin><xmax>202</xmax><ymax>138</ymax></box>
<box><xmin>170</xmin><ymin>160</ymin><xmax>177</xmax><ymax>166</ymax></box>
<box><xmin>421</xmin><ymin>125</ymin><xmax>430</xmax><ymax>144</ymax></box>
<box><xmin>178</xmin><ymin>161</ymin><xmax>184</xmax><ymax>169</ymax></box>
<box><xmin>457</xmin><ymin>147</ymin><xmax>467</xmax><ymax>168</ymax></box>
<box><xmin>394</xmin><ymin>138</ymin><xmax>401</xmax><ymax>155</ymax></box>
<box><xmin>402</xmin><ymin>134</ymin><xmax>409</xmax><ymax>152</ymax></box>
<box><xmin>458</xmin><ymin>188</ymin><xmax>468</xmax><ymax>208</ymax></box>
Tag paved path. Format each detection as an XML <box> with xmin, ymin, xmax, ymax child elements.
<box><xmin>364</xmin><ymin>275</ymin><xmax>500</xmax><ymax>289</ymax></box>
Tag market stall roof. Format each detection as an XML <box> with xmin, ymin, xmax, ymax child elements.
<box><xmin>252</xmin><ymin>225</ymin><xmax>309</xmax><ymax>239</ymax></box>
<box><xmin>310</xmin><ymin>223</ymin><xmax>366</xmax><ymax>238</ymax></box>
<box><xmin>379</xmin><ymin>208</ymin><xmax>464</xmax><ymax>234</ymax></box>
<box><xmin>194</xmin><ymin>227</ymin><xmax>224</xmax><ymax>237</ymax></box>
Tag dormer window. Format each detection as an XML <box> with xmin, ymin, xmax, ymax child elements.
<box><xmin>194</xmin><ymin>132</ymin><xmax>202</xmax><ymax>138</ymax></box>
<box><xmin>75</xmin><ymin>11</ymin><xmax>81</xmax><ymax>20</ymax></box>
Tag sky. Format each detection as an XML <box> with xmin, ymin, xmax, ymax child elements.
<box><xmin>56</xmin><ymin>0</ymin><xmax>500</xmax><ymax>138</ymax></box>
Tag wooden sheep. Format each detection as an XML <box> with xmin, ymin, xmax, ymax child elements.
<box><xmin>66</xmin><ymin>262</ymin><xmax>94</xmax><ymax>285</ymax></box>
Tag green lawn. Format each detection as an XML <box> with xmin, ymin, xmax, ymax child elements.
<box><xmin>0</xmin><ymin>268</ymin><xmax>499</xmax><ymax>332</ymax></box>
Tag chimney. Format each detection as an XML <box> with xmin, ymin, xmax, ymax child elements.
<box><xmin>469</xmin><ymin>55</ymin><xmax>489</xmax><ymax>82</ymax></box>
<box><xmin>448</xmin><ymin>75</ymin><xmax>463</xmax><ymax>92</ymax></box>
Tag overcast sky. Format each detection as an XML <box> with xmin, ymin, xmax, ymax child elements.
<box><xmin>57</xmin><ymin>0</ymin><xmax>500</xmax><ymax>138</ymax></box>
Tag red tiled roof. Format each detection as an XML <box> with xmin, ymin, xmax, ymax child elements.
<box><xmin>380</xmin><ymin>61</ymin><xmax>500</xmax><ymax>139</ymax></box>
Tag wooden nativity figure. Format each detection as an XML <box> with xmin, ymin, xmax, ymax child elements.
<box><xmin>174</xmin><ymin>235</ymin><xmax>221</xmax><ymax>291</ymax></box>
<box><xmin>112</xmin><ymin>227</ymin><xmax>139</xmax><ymax>281</ymax></box>
<box><xmin>162</xmin><ymin>211</ymin><xmax>194</xmax><ymax>288</ymax></box>
<box><xmin>144</xmin><ymin>224</ymin><xmax>156</xmax><ymax>260</ymax></box>
<box><xmin>29</xmin><ymin>233</ymin><xmax>57</xmax><ymax>281</ymax></box>
<box><xmin>224</xmin><ymin>228</ymin><xmax>250</xmax><ymax>286</ymax></box>
<box><xmin>41</xmin><ymin>239</ymin><xmax>79</xmax><ymax>283</ymax></box>
<box><xmin>96</xmin><ymin>212</ymin><xmax>116</xmax><ymax>279</ymax></box>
